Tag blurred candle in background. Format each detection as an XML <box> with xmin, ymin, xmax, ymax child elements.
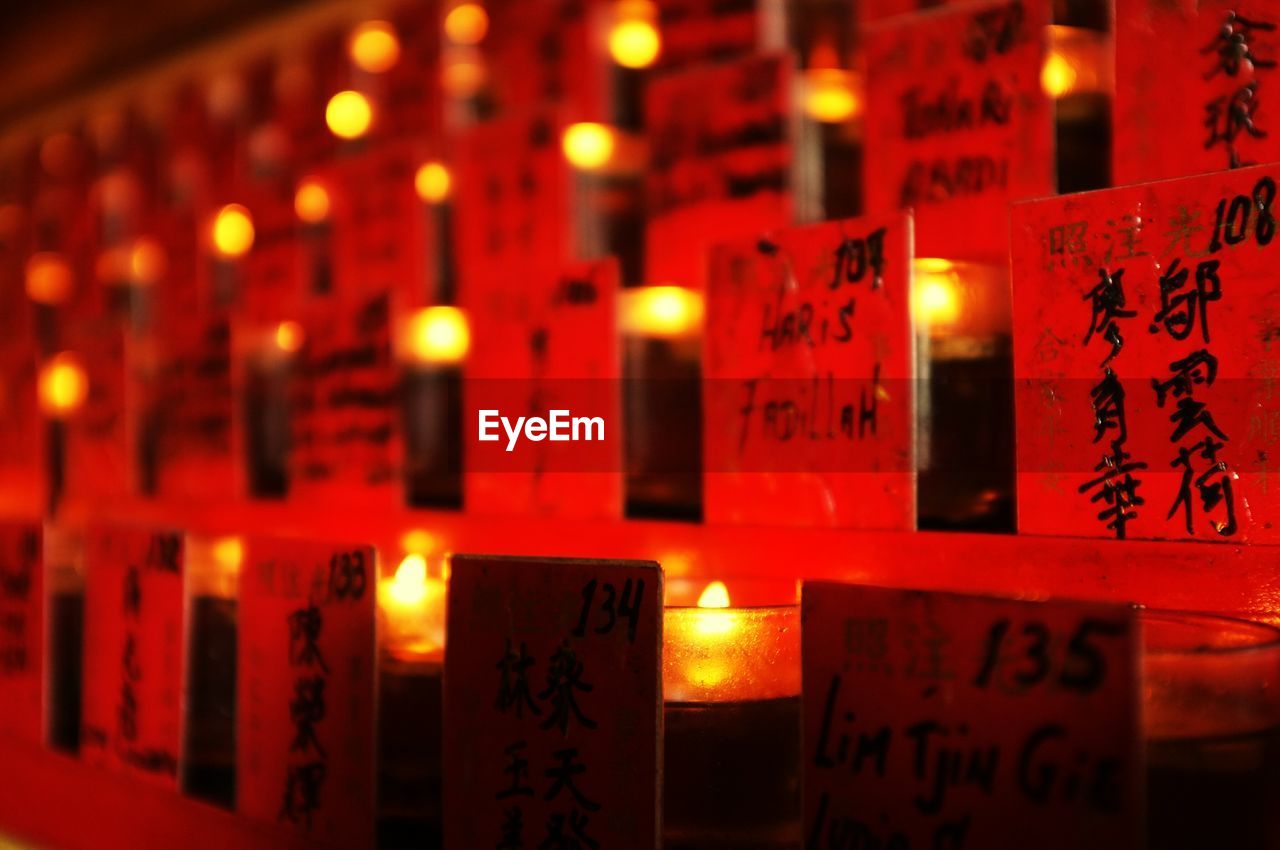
<box><xmin>209</xmin><ymin>202</ymin><xmax>253</xmax><ymax>306</ymax></box>
<box><xmin>413</xmin><ymin>160</ymin><xmax>456</xmax><ymax>304</ymax></box>
<box><xmin>605</xmin><ymin>0</ymin><xmax>661</xmax><ymax>130</ymax></box>
<box><xmin>800</xmin><ymin>26</ymin><xmax>862</xmax><ymax>219</ymax></box>
<box><xmin>37</xmin><ymin>352</ymin><xmax>88</xmax><ymax>514</ymax></box>
<box><xmin>377</xmin><ymin>532</ymin><xmax>448</xmax><ymax>850</ymax></box>
<box><xmin>663</xmin><ymin>580</ymin><xmax>802</xmax><ymax>850</ymax></box>
<box><xmin>294</xmin><ymin>177</ymin><xmax>333</xmax><ymax>295</ymax></box>
<box><xmin>182</xmin><ymin>533</ymin><xmax>241</xmax><ymax>809</ymax></box>
<box><xmin>244</xmin><ymin>320</ymin><xmax>300</xmax><ymax>498</ymax></box>
<box><xmin>400</xmin><ymin>307</ymin><xmax>468</xmax><ymax>509</ymax></box>
<box><xmin>620</xmin><ymin>285</ymin><xmax>704</xmax><ymax>521</ymax></box>
<box><xmin>912</xmin><ymin>258</ymin><xmax>1014</xmax><ymax>532</ymax></box>
<box><xmin>1044</xmin><ymin>24</ymin><xmax>1112</xmax><ymax>192</ymax></box>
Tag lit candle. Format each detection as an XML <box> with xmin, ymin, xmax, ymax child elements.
<box><xmin>376</xmin><ymin>535</ymin><xmax>448</xmax><ymax>848</ymax></box>
<box><xmin>400</xmin><ymin>306</ymin><xmax>468</xmax><ymax>509</ymax></box>
<box><xmin>912</xmin><ymin>258</ymin><xmax>1014</xmax><ymax>532</ymax></box>
<box><xmin>620</xmin><ymin>286</ymin><xmax>704</xmax><ymax>520</ymax></box>
<box><xmin>663</xmin><ymin>581</ymin><xmax>802</xmax><ymax>850</ymax></box>
<box><xmin>294</xmin><ymin>178</ymin><xmax>334</xmax><ymax>296</ymax></box>
<box><xmin>182</xmin><ymin>534</ymin><xmax>242</xmax><ymax>808</ymax></box>
<box><xmin>414</xmin><ymin>161</ymin><xmax>456</xmax><ymax>304</ymax></box>
<box><xmin>37</xmin><ymin>352</ymin><xmax>89</xmax><ymax>514</ymax></box>
<box><xmin>1042</xmin><ymin>25</ymin><xmax>1112</xmax><ymax>193</ymax></box>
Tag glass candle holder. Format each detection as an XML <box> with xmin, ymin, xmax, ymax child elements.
<box><xmin>400</xmin><ymin>307</ymin><xmax>467</xmax><ymax>510</ymax></box>
<box><xmin>912</xmin><ymin>259</ymin><xmax>1014</xmax><ymax>532</ymax></box>
<box><xmin>1142</xmin><ymin>610</ymin><xmax>1280</xmax><ymax>850</ymax></box>
<box><xmin>663</xmin><ymin>581</ymin><xmax>802</xmax><ymax>850</ymax></box>
<box><xmin>45</xmin><ymin>523</ymin><xmax>84</xmax><ymax>754</ymax></box>
<box><xmin>376</xmin><ymin>545</ymin><xmax>448</xmax><ymax>850</ymax></box>
<box><xmin>181</xmin><ymin>534</ymin><xmax>242</xmax><ymax>809</ymax></box>
<box><xmin>1044</xmin><ymin>24</ymin><xmax>1112</xmax><ymax>193</ymax></box>
<box><xmin>620</xmin><ymin>286</ymin><xmax>704</xmax><ymax>521</ymax></box>
<box><xmin>244</xmin><ymin>324</ymin><xmax>300</xmax><ymax>498</ymax></box>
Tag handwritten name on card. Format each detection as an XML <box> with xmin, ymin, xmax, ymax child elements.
<box><xmin>704</xmin><ymin>214</ymin><xmax>916</xmax><ymax>528</ymax></box>
<box><xmin>802</xmin><ymin>582</ymin><xmax>1140</xmax><ymax>850</ymax></box>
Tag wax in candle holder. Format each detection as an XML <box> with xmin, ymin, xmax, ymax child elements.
<box><xmin>1142</xmin><ymin>610</ymin><xmax>1280</xmax><ymax>850</ymax></box>
<box><xmin>912</xmin><ymin>259</ymin><xmax>1014</xmax><ymax>532</ymax></box>
<box><xmin>663</xmin><ymin>583</ymin><xmax>802</xmax><ymax>850</ymax></box>
<box><xmin>181</xmin><ymin>534</ymin><xmax>242</xmax><ymax>809</ymax></box>
<box><xmin>376</xmin><ymin>549</ymin><xmax>447</xmax><ymax>849</ymax></box>
<box><xmin>45</xmin><ymin>524</ymin><xmax>84</xmax><ymax>754</ymax></box>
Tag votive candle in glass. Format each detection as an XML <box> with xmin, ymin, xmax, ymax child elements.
<box><xmin>663</xmin><ymin>580</ymin><xmax>802</xmax><ymax>850</ymax></box>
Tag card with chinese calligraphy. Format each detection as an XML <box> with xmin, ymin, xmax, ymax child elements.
<box><xmin>862</xmin><ymin>0</ymin><xmax>1054</xmax><ymax>261</ymax></box>
<box><xmin>802</xmin><ymin>581</ymin><xmax>1140</xmax><ymax>850</ymax></box>
<box><xmin>703</xmin><ymin>214</ymin><xmax>916</xmax><ymax>528</ymax></box>
<box><xmin>237</xmin><ymin>537</ymin><xmax>376</xmax><ymax>846</ymax></box>
<box><xmin>465</xmin><ymin>259</ymin><xmax>622</xmax><ymax>518</ymax></box>
<box><xmin>0</xmin><ymin>522</ymin><xmax>42</xmax><ymax>742</ymax></box>
<box><xmin>1115</xmin><ymin>0</ymin><xmax>1280</xmax><ymax>184</ymax></box>
<box><xmin>81</xmin><ymin>527</ymin><xmax>185</xmax><ymax>787</ymax></box>
<box><xmin>444</xmin><ymin>554</ymin><xmax>662</xmax><ymax>850</ymax></box>
<box><xmin>1013</xmin><ymin>164</ymin><xmax>1280</xmax><ymax>542</ymax></box>
<box><xmin>646</xmin><ymin>53</ymin><xmax>806</xmax><ymax>290</ymax></box>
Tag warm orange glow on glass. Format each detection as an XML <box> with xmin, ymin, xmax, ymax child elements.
<box><xmin>619</xmin><ymin>285</ymin><xmax>704</xmax><ymax>338</ymax></box>
<box><xmin>609</xmin><ymin>2</ymin><xmax>661</xmax><ymax>69</ymax></box>
<box><xmin>350</xmin><ymin>20</ymin><xmax>401</xmax><ymax>73</ymax></box>
<box><xmin>25</xmin><ymin>252</ymin><xmax>73</xmax><ymax>305</ymax></box>
<box><xmin>804</xmin><ymin>68</ymin><xmax>860</xmax><ymax>123</ymax></box>
<box><xmin>444</xmin><ymin>2</ymin><xmax>489</xmax><ymax>45</ymax></box>
<box><xmin>325</xmin><ymin>90</ymin><xmax>374</xmax><ymax>140</ymax></box>
<box><xmin>130</xmin><ymin>237</ymin><xmax>166</xmax><ymax>286</ymax></box>
<box><xmin>414</xmin><ymin>161</ymin><xmax>452</xmax><ymax>204</ymax></box>
<box><xmin>211</xmin><ymin>204</ymin><xmax>255</xmax><ymax>259</ymax></box>
<box><xmin>1042</xmin><ymin>25</ymin><xmax>1109</xmax><ymax>99</ymax></box>
<box><xmin>407</xmin><ymin>306</ymin><xmax>470</xmax><ymax>365</ymax></box>
<box><xmin>913</xmin><ymin>258</ymin><xmax>962</xmax><ymax>328</ymax></box>
<box><xmin>38</xmin><ymin>353</ymin><xmax>88</xmax><ymax>418</ymax></box>
<box><xmin>294</xmin><ymin>179</ymin><xmax>331</xmax><ymax>223</ymax></box>
<box><xmin>401</xmin><ymin>528</ymin><xmax>438</xmax><ymax>556</ymax></box>
<box><xmin>275</xmin><ymin>320</ymin><xmax>305</xmax><ymax>353</ymax></box>
<box><xmin>562</xmin><ymin>122</ymin><xmax>616</xmax><ymax>170</ymax></box>
<box><xmin>442</xmin><ymin>50</ymin><xmax>486</xmax><ymax>97</ymax></box>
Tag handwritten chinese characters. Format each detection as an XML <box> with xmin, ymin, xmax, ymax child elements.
<box><xmin>703</xmin><ymin>215</ymin><xmax>915</xmax><ymax>528</ymax></box>
<box><xmin>237</xmin><ymin>538</ymin><xmax>376</xmax><ymax>845</ymax></box>
<box><xmin>802</xmin><ymin>582</ymin><xmax>1140</xmax><ymax>850</ymax></box>
<box><xmin>1116</xmin><ymin>0</ymin><xmax>1280</xmax><ymax>182</ymax></box>
<box><xmin>445</xmin><ymin>555</ymin><xmax>661</xmax><ymax>850</ymax></box>
<box><xmin>81</xmin><ymin>527</ymin><xmax>184</xmax><ymax>785</ymax></box>
<box><xmin>1013</xmin><ymin>164</ymin><xmax>1280</xmax><ymax>541</ymax></box>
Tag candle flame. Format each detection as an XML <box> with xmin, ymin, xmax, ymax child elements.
<box><xmin>562</xmin><ymin>122</ymin><xmax>616</xmax><ymax>171</ymax></box>
<box><xmin>697</xmin><ymin>581</ymin><xmax>730</xmax><ymax>608</ymax></box>
<box><xmin>406</xmin><ymin>306</ymin><xmax>470</xmax><ymax>365</ymax></box>
<box><xmin>619</xmin><ymin>285</ymin><xmax>704</xmax><ymax>338</ymax></box>
<box><xmin>390</xmin><ymin>554</ymin><xmax>429</xmax><ymax>607</ymax></box>
<box><xmin>38</xmin><ymin>353</ymin><xmax>88</xmax><ymax>418</ymax></box>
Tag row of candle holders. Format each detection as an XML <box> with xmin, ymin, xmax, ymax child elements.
<box><xmin>31</xmin><ymin>526</ymin><xmax>1280</xmax><ymax>850</ymax></box>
